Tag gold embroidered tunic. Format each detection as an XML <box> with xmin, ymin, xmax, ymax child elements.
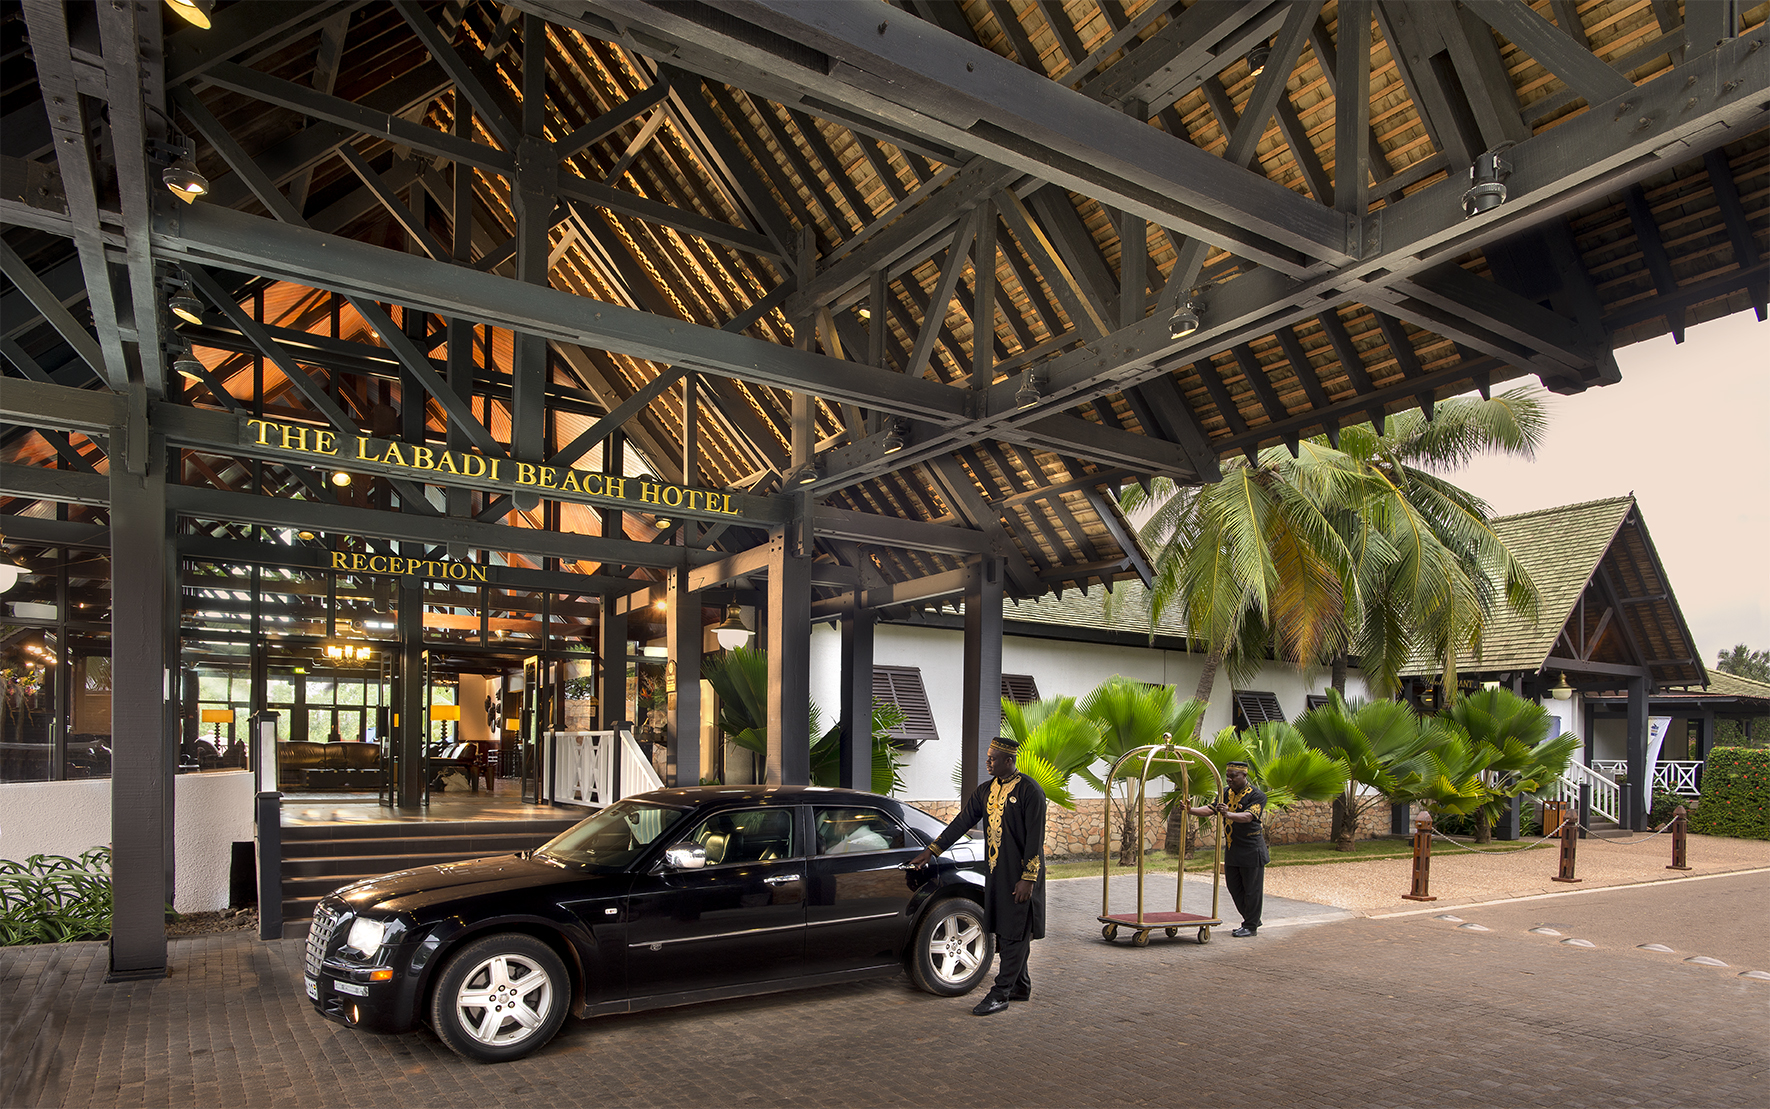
<box><xmin>930</xmin><ymin>773</ymin><xmax>1048</xmax><ymax>939</ymax></box>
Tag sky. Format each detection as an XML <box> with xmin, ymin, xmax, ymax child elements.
<box><xmin>1438</xmin><ymin>310</ymin><xmax>1769</xmax><ymax>666</ymax></box>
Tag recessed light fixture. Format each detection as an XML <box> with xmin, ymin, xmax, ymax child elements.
<box><xmin>330</xmin><ymin>471</ymin><xmax>353</xmax><ymax>487</ymax></box>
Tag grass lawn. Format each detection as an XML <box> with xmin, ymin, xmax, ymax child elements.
<box><xmin>1045</xmin><ymin>837</ymin><xmax>1551</xmax><ymax>881</ymax></box>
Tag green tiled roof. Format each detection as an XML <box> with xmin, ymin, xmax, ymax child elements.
<box><xmin>1004</xmin><ymin>579</ymin><xmax>1190</xmax><ymax>640</ymax></box>
<box><xmin>1462</xmin><ymin>496</ymin><xmax>1637</xmax><ymax>674</ymax></box>
<box><xmin>1697</xmin><ymin>670</ymin><xmax>1770</xmax><ymax>701</ymax></box>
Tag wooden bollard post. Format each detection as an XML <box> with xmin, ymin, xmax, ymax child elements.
<box><xmin>1551</xmin><ymin>807</ymin><xmax>1581</xmax><ymax>883</ymax></box>
<box><xmin>1667</xmin><ymin>805</ymin><xmax>1693</xmax><ymax>871</ymax></box>
<box><xmin>1401</xmin><ymin>811</ymin><xmax>1436</xmax><ymax>902</ymax></box>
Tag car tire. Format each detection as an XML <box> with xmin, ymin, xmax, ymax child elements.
<box><xmin>908</xmin><ymin>897</ymin><xmax>994</xmax><ymax>996</ymax></box>
<box><xmin>429</xmin><ymin>933</ymin><xmax>570</xmax><ymax>1063</ymax></box>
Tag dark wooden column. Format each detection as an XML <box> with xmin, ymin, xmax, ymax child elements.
<box><xmin>396</xmin><ymin>577</ymin><xmax>424</xmax><ymax>810</ymax></box>
<box><xmin>959</xmin><ymin>556</ymin><xmax>1004</xmax><ymax>800</ymax></box>
<box><xmin>666</xmin><ymin>565</ymin><xmax>701</xmax><ymax>786</ymax></box>
<box><xmin>766</xmin><ymin>524</ymin><xmax>811</xmax><ymax>785</ymax></box>
<box><xmin>1626</xmin><ymin>676</ymin><xmax>1649</xmax><ymax>830</ymax></box>
<box><xmin>599</xmin><ymin>598</ymin><xmax>627</xmax><ymax>731</ymax></box>
<box><xmin>839</xmin><ymin>602</ymin><xmax>875</xmax><ymax>791</ymax></box>
<box><xmin>108</xmin><ymin>418</ymin><xmax>171</xmax><ymax>978</ymax></box>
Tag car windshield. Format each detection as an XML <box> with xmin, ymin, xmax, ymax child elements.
<box><xmin>535</xmin><ymin>799</ymin><xmax>689</xmax><ymax>871</ymax></box>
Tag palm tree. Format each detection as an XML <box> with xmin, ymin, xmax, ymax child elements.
<box><xmin>1120</xmin><ymin>387</ymin><xmax>1548</xmax><ymax>703</ymax></box>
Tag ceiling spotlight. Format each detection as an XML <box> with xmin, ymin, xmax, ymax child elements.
<box><xmin>330</xmin><ymin>470</ymin><xmax>353</xmax><ymax>487</ymax></box>
<box><xmin>0</xmin><ymin>534</ymin><xmax>21</xmax><ymax>593</ymax></box>
<box><xmin>162</xmin><ymin>159</ymin><xmax>208</xmax><ymax>203</ymax></box>
<box><xmin>168</xmin><ymin>291</ymin><xmax>203</xmax><ymax>325</ymax></box>
<box><xmin>653</xmin><ymin>517</ymin><xmax>672</xmax><ymax>529</ymax></box>
<box><xmin>297</xmin><ymin>530</ymin><xmax>316</xmax><ymax>541</ymax></box>
<box><xmin>1169</xmin><ymin>297</ymin><xmax>1203</xmax><ymax>340</ymax></box>
<box><xmin>881</xmin><ymin>422</ymin><xmax>906</xmax><ymax>455</ymax></box>
<box><xmin>172</xmin><ymin>349</ymin><xmax>206</xmax><ymax>380</ymax></box>
<box><xmin>794</xmin><ymin>463</ymin><xmax>819</xmax><ymax>485</ymax></box>
<box><xmin>1014</xmin><ymin>370</ymin><xmax>1041</xmax><ymax>410</ymax></box>
<box><xmin>713</xmin><ymin>603</ymin><xmax>753</xmax><ymax>650</ymax></box>
<box><xmin>165</xmin><ymin>0</ymin><xmax>214</xmax><ymax>30</ymax></box>
<box><xmin>1246</xmin><ymin>42</ymin><xmax>1272</xmax><ymax>77</ymax></box>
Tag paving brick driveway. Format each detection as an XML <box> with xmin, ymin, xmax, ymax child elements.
<box><xmin>3</xmin><ymin>872</ymin><xmax>1764</xmax><ymax>1108</ymax></box>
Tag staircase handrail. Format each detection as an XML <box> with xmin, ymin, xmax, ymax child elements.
<box><xmin>1552</xmin><ymin>760</ymin><xmax>1621</xmax><ymax>824</ymax></box>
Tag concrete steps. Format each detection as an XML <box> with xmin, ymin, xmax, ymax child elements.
<box><xmin>278</xmin><ymin>818</ymin><xmax>581</xmax><ymax>936</ymax></box>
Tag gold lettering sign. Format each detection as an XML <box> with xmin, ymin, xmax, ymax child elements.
<box><xmin>332</xmin><ymin>550</ymin><xmax>489</xmax><ymax>583</ymax></box>
<box><xmin>246</xmin><ymin>416</ymin><xmax>746</xmax><ymax>519</ymax></box>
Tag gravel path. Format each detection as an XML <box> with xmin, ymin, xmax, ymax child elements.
<box><xmin>1260</xmin><ymin>831</ymin><xmax>1770</xmax><ymax>913</ymax></box>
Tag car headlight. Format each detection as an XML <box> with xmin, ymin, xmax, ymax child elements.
<box><xmin>345</xmin><ymin>916</ymin><xmax>391</xmax><ymax>957</ymax></box>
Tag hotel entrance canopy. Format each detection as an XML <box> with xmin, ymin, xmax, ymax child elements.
<box><xmin>2</xmin><ymin>1</ymin><xmax>1765</xmax><ymax>976</ymax></box>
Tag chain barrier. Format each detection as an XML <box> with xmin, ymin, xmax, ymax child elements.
<box><xmin>1425</xmin><ymin>819</ymin><xmax>1571</xmax><ymax>855</ymax></box>
<box><xmin>1567</xmin><ymin>820</ymin><xmax>1678</xmax><ymax>846</ymax></box>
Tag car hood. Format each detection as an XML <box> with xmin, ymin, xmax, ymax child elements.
<box><xmin>333</xmin><ymin>853</ymin><xmax>597</xmax><ymax>914</ymax></box>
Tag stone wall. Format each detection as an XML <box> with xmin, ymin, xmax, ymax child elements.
<box><xmin>905</xmin><ymin>796</ymin><xmax>1410</xmax><ymax>857</ymax></box>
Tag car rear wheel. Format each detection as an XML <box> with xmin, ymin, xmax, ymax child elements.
<box><xmin>908</xmin><ymin>898</ymin><xmax>993</xmax><ymax>996</ymax></box>
<box><xmin>429</xmin><ymin>933</ymin><xmax>569</xmax><ymax>1063</ymax></box>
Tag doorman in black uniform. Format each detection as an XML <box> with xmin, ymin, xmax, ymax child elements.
<box><xmin>1189</xmin><ymin>760</ymin><xmax>1267</xmax><ymax>936</ymax></box>
<box><xmin>908</xmin><ymin>736</ymin><xmax>1046</xmax><ymax>1015</ymax></box>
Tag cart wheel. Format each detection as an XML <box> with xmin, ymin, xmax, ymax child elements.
<box><xmin>1197</xmin><ymin>926</ymin><xmax>1211</xmax><ymax>945</ymax></box>
<box><xmin>1102</xmin><ymin>923</ymin><xmax>1118</xmax><ymax>943</ymax></box>
<box><xmin>1132</xmin><ymin>930</ymin><xmax>1150</xmax><ymax>948</ymax></box>
<box><xmin>1165</xmin><ymin>927</ymin><xmax>1179</xmax><ymax>939</ymax></box>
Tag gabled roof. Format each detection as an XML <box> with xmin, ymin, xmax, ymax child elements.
<box><xmin>1430</xmin><ymin>496</ymin><xmax>1705</xmax><ymax>688</ymax></box>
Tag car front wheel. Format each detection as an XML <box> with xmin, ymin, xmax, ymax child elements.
<box><xmin>908</xmin><ymin>898</ymin><xmax>994</xmax><ymax>996</ymax></box>
<box><xmin>429</xmin><ymin>933</ymin><xmax>570</xmax><ymax>1062</ymax></box>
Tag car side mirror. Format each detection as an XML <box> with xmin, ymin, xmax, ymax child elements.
<box><xmin>662</xmin><ymin>842</ymin><xmax>707</xmax><ymax>870</ymax></box>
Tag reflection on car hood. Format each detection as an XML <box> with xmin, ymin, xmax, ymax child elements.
<box><xmin>334</xmin><ymin>853</ymin><xmax>589</xmax><ymax>913</ymax></box>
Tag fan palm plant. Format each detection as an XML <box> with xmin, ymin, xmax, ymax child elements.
<box><xmin>1438</xmin><ymin>687</ymin><xmax>1581</xmax><ymax>841</ymax></box>
<box><xmin>999</xmin><ymin>698</ymin><xmax>1103</xmax><ymax>810</ymax></box>
<box><xmin>1294</xmin><ymin>692</ymin><xmax>1454</xmax><ymax>849</ymax></box>
<box><xmin>1161</xmin><ymin>724</ymin><xmax>1348</xmax><ymax>854</ymax></box>
<box><xmin>1077</xmin><ymin>678</ymin><xmax>1208</xmax><ymax>863</ymax></box>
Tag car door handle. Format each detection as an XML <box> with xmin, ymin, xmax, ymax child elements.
<box><xmin>763</xmin><ymin>874</ymin><xmax>801</xmax><ymax>885</ymax></box>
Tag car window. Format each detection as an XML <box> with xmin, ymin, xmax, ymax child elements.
<box><xmin>814</xmin><ymin>807</ymin><xmax>908</xmax><ymax>856</ymax></box>
<box><xmin>687</xmin><ymin>807</ymin><xmax>798</xmax><ymax>865</ymax></box>
<box><xmin>536</xmin><ymin>799</ymin><xmax>688</xmax><ymax>871</ymax></box>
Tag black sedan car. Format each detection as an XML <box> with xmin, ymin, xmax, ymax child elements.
<box><xmin>304</xmin><ymin>786</ymin><xmax>993</xmax><ymax>1062</ymax></box>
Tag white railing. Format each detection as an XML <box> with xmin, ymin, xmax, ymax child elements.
<box><xmin>547</xmin><ymin>729</ymin><xmax>663</xmax><ymax>807</ymax></box>
<box><xmin>1656</xmin><ymin>761</ymin><xmax>1703</xmax><ymax>797</ymax></box>
<box><xmin>1590</xmin><ymin>759</ymin><xmax>1703</xmax><ymax>797</ymax></box>
<box><xmin>1551</xmin><ymin>761</ymin><xmax>1620</xmax><ymax>824</ymax></box>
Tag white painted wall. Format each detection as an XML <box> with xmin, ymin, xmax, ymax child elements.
<box><xmin>0</xmin><ymin>770</ymin><xmax>255</xmax><ymax>912</ymax></box>
<box><xmin>808</xmin><ymin>619</ymin><xmax>1371</xmax><ymax>802</ymax></box>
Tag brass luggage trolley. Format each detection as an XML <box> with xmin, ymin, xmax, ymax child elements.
<box><xmin>1098</xmin><ymin>735</ymin><xmax>1224</xmax><ymax>946</ymax></box>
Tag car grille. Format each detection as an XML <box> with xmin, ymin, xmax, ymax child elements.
<box><xmin>305</xmin><ymin>902</ymin><xmax>347</xmax><ymax>978</ymax></box>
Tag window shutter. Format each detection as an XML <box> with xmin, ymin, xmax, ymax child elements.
<box><xmin>1000</xmin><ymin>673</ymin><xmax>1040</xmax><ymax>704</ymax></box>
<box><xmin>1304</xmin><ymin>694</ymin><xmax>1330</xmax><ymax>712</ymax></box>
<box><xmin>1232</xmin><ymin>690</ymin><xmax>1286</xmax><ymax>727</ymax></box>
<box><xmin>873</xmin><ymin>666</ymin><xmax>939</xmax><ymax>749</ymax></box>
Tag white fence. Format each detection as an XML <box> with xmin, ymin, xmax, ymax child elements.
<box><xmin>1590</xmin><ymin>759</ymin><xmax>1704</xmax><ymax>798</ymax></box>
<box><xmin>546</xmin><ymin>729</ymin><xmax>664</xmax><ymax>808</ymax></box>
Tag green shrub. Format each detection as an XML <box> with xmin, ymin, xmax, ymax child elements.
<box><xmin>1648</xmin><ymin>788</ymin><xmax>1692</xmax><ymax>828</ymax></box>
<box><xmin>0</xmin><ymin>847</ymin><xmax>112</xmax><ymax>945</ymax></box>
<box><xmin>1432</xmin><ymin>810</ymin><xmax>1477</xmax><ymax>836</ymax></box>
<box><xmin>1688</xmin><ymin>748</ymin><xmax>1770</xmax><ymax>840</ymax></box>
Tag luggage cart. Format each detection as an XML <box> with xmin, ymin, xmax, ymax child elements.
<box><xmin>1098</xmin><ymin>735</ymin><xmax>1224</xmax><ymax>946</ymax></box>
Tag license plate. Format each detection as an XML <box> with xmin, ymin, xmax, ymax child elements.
<box><xmin>334</xmin><ymin>980</ymin><xmax>368</xmax><ymax>997</ymax></box>
<box><xmin>305</xmin><ymin>976</ymin><xmax>318</xmax><ymax>1001</ymax></box>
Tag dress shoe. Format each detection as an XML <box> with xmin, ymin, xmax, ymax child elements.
<box><xmin>972</xmin><ymin>990</ymin><xmax>1011</xmax><ymax>1016</ymax></box>
<box><xmin>1009</xmin><ymin>986</ymin><xmax>1031</xmax><ymax>1002</ymax></box>
<box><xmin>1231</xmin><ymin>926</ymin><xmax>1258</xmax><ymax>937</ymax></box>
